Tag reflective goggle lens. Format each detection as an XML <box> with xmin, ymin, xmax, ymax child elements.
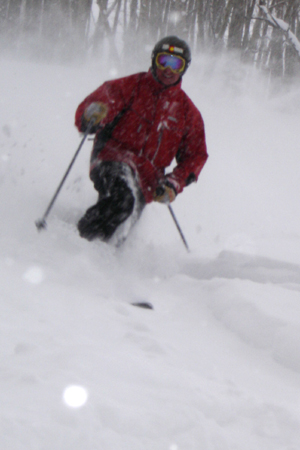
<box><xmin>156</xmin><ymin>53</ymin><xmax>185</xmax><ymax>73</ymax></box>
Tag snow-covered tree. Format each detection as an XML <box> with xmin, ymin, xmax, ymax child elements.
<box><xmin>1</xmin><ymin>0</ymin><xmax>300</xmax><ymax>81</ymax></box>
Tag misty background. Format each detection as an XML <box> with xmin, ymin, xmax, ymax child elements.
<box><xmin>1</xmin><ymin>0</ymin><xmax>300</xmax><ymax>84</ymax></box>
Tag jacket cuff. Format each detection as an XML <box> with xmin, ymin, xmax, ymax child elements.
<box><xmin>165</xmin><ymin>176</ymin><xmax>180</xmax><ymax>195</ymax></box>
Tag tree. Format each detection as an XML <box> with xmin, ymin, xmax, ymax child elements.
<box><xmin>0</xmin><ymin>0</ymin><xmax>299</xmax><ymax>82</ymax></box>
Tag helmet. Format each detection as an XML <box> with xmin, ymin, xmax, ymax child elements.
<box><xmin>151</xmin><ymin>36</ymin><xmax>191</xmax><ymax>77</ymax></box>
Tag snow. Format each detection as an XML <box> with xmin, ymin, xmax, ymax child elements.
<box><xmin>1</xmin><ymin>52</ymin><xmax>300</xmax><ymax>449</ymax></box>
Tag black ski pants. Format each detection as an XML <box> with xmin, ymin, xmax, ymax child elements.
<box><xmin>77</xmin><ymin>161</ymin><xmax>145</xmax><ymax>243</ymax></box>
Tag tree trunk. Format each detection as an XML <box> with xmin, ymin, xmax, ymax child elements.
<box><xmin>227</xmin><ymin>0</ymin><xmax>246</xmax><ymax>49</ymax></box>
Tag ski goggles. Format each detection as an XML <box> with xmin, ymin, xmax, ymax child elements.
<box><xmin>155</xmin><ymin>52</ymin><xmax>186</xmax><ymax>73</ymax></box>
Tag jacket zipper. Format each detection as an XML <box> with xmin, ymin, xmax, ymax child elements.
<box><xmin>151</xmin><ymin>128</ymin><xmax>163</xmax><ymax>164</ymax></box>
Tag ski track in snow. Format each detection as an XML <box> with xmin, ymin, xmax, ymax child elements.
<box><xmin>1</xmin><ymin>56</ymin><xmax>300</xmax><ymax>449</ymax></box>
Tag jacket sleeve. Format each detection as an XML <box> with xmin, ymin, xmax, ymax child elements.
<box><xmin>74</xmin><ymin>79</ymin><xmax>128</xmax><ymax>132</ymax></box>
<box><xmin>166</xmin><ymin>98</ymin><xmax>208</xmax><ymax>194</ymax></box>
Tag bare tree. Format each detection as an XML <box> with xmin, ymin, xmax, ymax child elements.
<box><xmin>256</xmin><ymin>0</ymin><xmax>300</xmax><ymax>78</ymax></box>
<box><xmin>0</xmin><ymin>0</ymin><xmax>299</xmax><ymax>82</ymax></box>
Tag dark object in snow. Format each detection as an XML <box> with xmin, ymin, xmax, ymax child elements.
<box><xmin>131</xmin><ymin>302</ymin><xmax>154</xmax><ymax>310</ymax></box>
<box><xmin>35</xmin><ymin>218</ymin><xmax>47</xmax><ymax>231</ymax></box>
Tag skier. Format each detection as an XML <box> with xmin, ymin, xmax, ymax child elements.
<box><xmin>75</xmin><ymin>35</ymin><xmax>208</xmax><ymax>245</ymax></box>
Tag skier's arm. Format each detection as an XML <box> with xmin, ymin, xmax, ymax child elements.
<box><xmin>166</xmin><ymin>107</ymin><xmax>208</xmax><ymax>194</ymax></box>
<box><xmin>75</xmin><ymin>81</ymin><xmax>126</xmax><ymax>133</ymax></box>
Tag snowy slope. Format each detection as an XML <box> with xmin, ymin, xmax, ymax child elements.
<box><xmin>1</xmin><ymin>54</ymin><xmax>300</xmax><ymax>450</ymax></box>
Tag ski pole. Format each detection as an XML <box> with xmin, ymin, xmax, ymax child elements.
<box><xmin>168</xmin><ymin>205</ymin><xmax>190</xmax><ymax>252</ymax></box>
<box><xmin>35</xmin><ymin>119</ymin><xmax>95</xmax><ymax>231</ymax></box>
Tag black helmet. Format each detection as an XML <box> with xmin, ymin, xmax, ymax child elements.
<box><xmin>151</xmin><ymin>35</ymin><xmax>191</xmax><ymax>76</ymax></box>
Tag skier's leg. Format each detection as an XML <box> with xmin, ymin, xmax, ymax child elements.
<box><xmin>109</xmin><ymin>163</ymin><xmax>146</xmax><ymax>246</ymax></box>
<box><xmin>77</xmin><ymin>162</ymin><xmax>145</xmax><ymax>242</ymax></box>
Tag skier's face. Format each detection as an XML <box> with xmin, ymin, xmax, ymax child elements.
<box><xmin>156</xmin><ymin>67</ymin><xmax>181</xmax><ymax>86</ymax></box>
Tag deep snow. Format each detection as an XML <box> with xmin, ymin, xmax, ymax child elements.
<box><xmin>1</xmin><ymin>52</ymin><xmax>300</xmax><ymax>449</ymax></box>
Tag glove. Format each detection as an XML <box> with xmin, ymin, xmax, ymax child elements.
<box><xmin>153</xmin><ymin>182</ymin><xmax>177</xmax><ymax>204</ymax></box>
<box><xmin>84</xmin><ymin>102</ymin><xmax>108</xmax><ymax>125</ymax></box>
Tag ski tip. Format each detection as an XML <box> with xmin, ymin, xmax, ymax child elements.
<box><xmin>131</xmin><ymin>301</ymin><xmax>154</xmax><ymax>310</ymax></box>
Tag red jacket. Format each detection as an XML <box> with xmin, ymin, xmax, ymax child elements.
<box><xmin>75</xmin><ymin>70</ymin><xmax>208</xmax><ymax>203</ymax></box>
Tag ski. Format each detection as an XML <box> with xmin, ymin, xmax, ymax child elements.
<box><xmin>131</xmin><ymin>301</ymin><xmax>154</xmax><ymax>310</ymax></box>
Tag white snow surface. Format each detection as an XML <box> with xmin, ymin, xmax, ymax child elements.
<box><xmin>1</xmin><ymin>53</ymin><xmax>300</xmax><ymax>449</ymax></box>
